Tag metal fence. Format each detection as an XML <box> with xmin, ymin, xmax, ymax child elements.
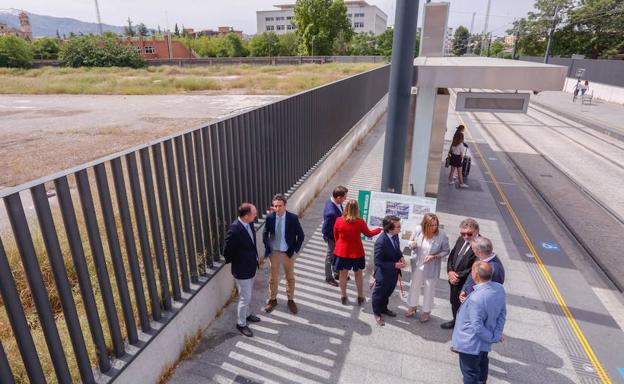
<box><xmin>0</xmin><ymin>65</ymin><xmax>390</xmax><ymax>383</ymax></box>
<box><xmin>520</xmin><ymin>56</ymin><xmax>624</xmax><ymax>88</ymax></box>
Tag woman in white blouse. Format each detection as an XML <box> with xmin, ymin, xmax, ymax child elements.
<box><xmin>406</xmin><ymin>213</ymin><xmax>450</xmax><ymax>322</ymax></box>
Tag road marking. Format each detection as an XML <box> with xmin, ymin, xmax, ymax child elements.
<box><xmin>455</xmin><ymin>108</ymin><xmax>613</xmax><ymax>384</ymax></box>
<box><xmin>541</xmin><ymin>242</ymin><xmax>561</xmax><ymax>251</ymax></box>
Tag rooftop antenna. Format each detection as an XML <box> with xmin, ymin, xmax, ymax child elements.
<box><xmin>93</xmin><ymin>0</ymin><xmax>103</xmax><ymax>35</ymax></box>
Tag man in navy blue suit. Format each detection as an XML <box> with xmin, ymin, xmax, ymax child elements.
<box><xmin>459</xmin><ymin>237</ymin><xmax>505</xmax><ymax>303</ymax></box>
<box><xmin>263</xmin><ymin>194</ymin><xmax>305</xmax><ymax>314</ymax></box>
<box><xmin>371</xmin><ymin>215</ymin><xmax>406</xmax><ymax>326</ymax></box>
<box><xmin>223</xmin><ymin>203</ymin><xmax>260</xmax><ymax>337</ymax></box>
<box><xmin>322</xmin><ymin>185</ymin><xmax>348</xmax><ymax>286</ymax></box>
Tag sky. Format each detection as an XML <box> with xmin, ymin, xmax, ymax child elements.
<box><xmin>0</xmin><ymin>0</ymin><xmax>536</xmax><ymax>37</ymax></box>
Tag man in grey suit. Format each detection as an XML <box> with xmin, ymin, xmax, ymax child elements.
<box><xmin>460</xmin><ymin>237</ymin><xmax>505</xmax><ymax>303</ymax></box>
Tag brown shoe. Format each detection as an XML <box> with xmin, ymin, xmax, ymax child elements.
<box><xmin>264</xmin><ymin>299</ymin><xmax>277</xmax><ymax>313</ymax></box>
<box><xmin>375</xmin><ymin>314</ymin><xmax>385</xmax><ymax>326</ymax></box>
<box><xmin>287</xmin><ymin>300</ymin><xmax>298</xmax><ymax>314</ymax></box>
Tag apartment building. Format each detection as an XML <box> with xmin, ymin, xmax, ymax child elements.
<box><xmin>256</xmin><ymin>1</ymin><xmax>387</xmax><ymax>36</ymax></box>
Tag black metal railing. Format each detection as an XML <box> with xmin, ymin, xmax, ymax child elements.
<box><xmin>0</xmin><ymin>65</ymin><xmax>390</xmax><ymax>383</ymax></box>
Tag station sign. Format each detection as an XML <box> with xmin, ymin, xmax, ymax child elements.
<box><xmin>455</xmin><ymin>92</ymin><xmax>530</xmax><ymax>114</ymax></box>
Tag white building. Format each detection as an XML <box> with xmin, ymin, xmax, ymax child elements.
<box><xmin>256</xmin><ymin>1</ymin><xmax>387</xmax><ymax>36</ymax></box>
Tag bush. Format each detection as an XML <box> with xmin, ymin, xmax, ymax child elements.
<box><xmin>0</xmin><ymin>35</ymin><xmax>33</xmax><ymax>68</ymax></box>
<box><xmin>59</xmin><ymin>35</ymin><xmax>145</xmax><ymax>68</ymax></box>
<box><xmin>31</xmin><ymin>37</ymin><xmax>60</xmax><ymax>60</ymax></box>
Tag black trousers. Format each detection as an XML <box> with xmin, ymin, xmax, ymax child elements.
<box><xmin>450</xmin><ymin>279</ymin><xmax>466</xmax><ymax>319</ymax></box>
<box><xmin>372</xmin><ymin>279</ymin><xmax>397</xmax><ymax>315</ymax></box>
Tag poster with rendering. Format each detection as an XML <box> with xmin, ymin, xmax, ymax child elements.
<box><xmin>358</xmin><ymin>190</ymin><xmax>437</xmax><ymax>251</ymax></box>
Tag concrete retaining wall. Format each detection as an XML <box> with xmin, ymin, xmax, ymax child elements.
<box><xmin>563</xmin><ymin>77</ymin><xmax>624</xmax><ymax>104</ymax></box>
<box><xmin>111</xmin><ymin>263</ymin><xmax>234</xmax><ymax>384</ymax></box>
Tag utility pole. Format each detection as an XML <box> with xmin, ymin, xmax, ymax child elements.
<box><xmin>468</xmin><ymin>12</ymin><xmax>476</xmax><ymax>55</ymax></box>
<box><xmin>481</xmin><ymin>0</ymin><xmax>492</xmax><ymax>56</ymax></box>
<box><xmin>487</xmin><ymin>32</ymin><xmax>492</xmax><ymax>57</ymax></box>
<box><xmin>93</xmin><ymin>0</ymin><xmax>103</xmax><ymax>35</ymax></box>
<box><xmin>380</xmin><ymin>0</ymin><xmax>420</xmax><ymax>193</ymax></box>
<box><xmin>544</xmin><ymin>4</ymin><xmax>559</xmax><ymax>63</ymax></box>
<box><xmin>512</xmin><ymin>22</ymin><xmax>521</xmax><ymax>59</ymax></box>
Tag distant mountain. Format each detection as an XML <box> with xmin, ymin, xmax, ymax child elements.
<box><xmin>0</xmin><ymin>9</ymin><xmax>125</xmax><ymax>37</ymax></box>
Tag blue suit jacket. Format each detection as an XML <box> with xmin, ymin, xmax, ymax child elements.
<box><xmin>452</xmin><ymin>281</ymin><xmax>506</xmax><ymax>355</ymax></box>
<box><xmin>321</xmin><ymin>199</ymin><xmax>342</xmax><ymax>241</ymax></box>
<box><xmin>373</xmin><ymin>232</ymin><xmax>403</xmax><ymax>285</ymax></box>
<box><xmin>263</xmin><ymin>211</ymin><xmax>304</xmax><ymax>257</ymax></box>
<box><xmin>462</xmin><ymin>255</ymin><xmax>505</xmax><ymax>296</ymax></box>
<box><xmin>223</xmin><ymin>219</ymin><xmax>258</xmax><ymax>280</ymax></box>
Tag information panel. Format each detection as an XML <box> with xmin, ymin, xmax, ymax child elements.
<box><xmin>358</xmin><ymin>190</ymin><xmax>437</xmax><ymax>249</ymax></box>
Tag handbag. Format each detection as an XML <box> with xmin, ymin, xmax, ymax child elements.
<box><xmin>444</xmin><ymin>153</ymin><xmax>451</xmax><ymax>168</ymax></box>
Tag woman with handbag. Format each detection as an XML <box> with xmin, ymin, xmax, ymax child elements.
<box><xmin>448</xmin><ymin>131</ymin><xmax>469</xmax><ymax>188</ymax></box>
<box><xmin>405</xmin><ymin>213</ymin><xmax>450</xmax><ymax>322</ymax></box>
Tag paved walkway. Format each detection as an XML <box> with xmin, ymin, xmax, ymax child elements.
<box><xmin>167</xmin><ymin>114</ymin><xmax>583</xmax><ymax>384</ymax></box>
<box><xmin>531</xmin><ymin>91</ymin><xmax>624</xmax><ymax>135</ymax></box>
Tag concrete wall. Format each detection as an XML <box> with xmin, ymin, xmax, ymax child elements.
<box><xmin>286</xmin><ymin>94</ymin><xmax>389</xmax><ymax>216</ymax></box>
<box><xmin>563</xmin><ymin>77</ymin><xmax>624</xmax><ymax>104</ymax></box>
<box><xmin>111</xmin><ymin>263</ymin><xmax>235</xmax><ymax>383</ymax></box>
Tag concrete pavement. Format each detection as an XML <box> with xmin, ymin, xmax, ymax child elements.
<box><xmin>166</xmin><ymin>111</ymin><xmax>590</xmax><ymax>383</ymax></box>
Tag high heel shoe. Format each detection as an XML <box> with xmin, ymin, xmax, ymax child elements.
<box><xmin>357</xmin><ymin>296</ymin><xmax>365</xmax><ymax>305</ymax></box>
<box><xmin>405</xmin><ymin>307</ymin><xmax>417</xmax><ymax>318</ymax></box>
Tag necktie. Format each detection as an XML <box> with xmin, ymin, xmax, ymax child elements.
<box><xmin>456</xmin><ymin>241</ymin><xmax>469</xmax><ymax>264</ymax></box>
<box><xmin>275</xmin><ymin>215</ymin><xmax>283</xmax><ymax>249</ymax></box>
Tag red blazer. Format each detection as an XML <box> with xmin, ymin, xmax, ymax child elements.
<box><xmin>333</xmin><ymin>217</ymin><xmax>382</xmax><ymax>259</ymax></box>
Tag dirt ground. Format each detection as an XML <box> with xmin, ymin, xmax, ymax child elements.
<box><xmin>0</xmin><ymin>93</ymin><xmax>283</xmax><ymax>188</ymax></box>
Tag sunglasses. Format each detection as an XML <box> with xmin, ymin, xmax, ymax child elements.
<box><xmin>460</xmin><ymin>232</ymin><xmax>474</xmax><ymax>237</ymax></box>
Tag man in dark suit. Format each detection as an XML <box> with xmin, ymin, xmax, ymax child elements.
<box><xmin>263</xmin><ymin>194</ymin><xmax>305</xmax><ymax>314</ymax></box>
<box><xmin>441</xmin><ymin>218</ymin><xmax>480</xmax><ymax>329</ymax></box>
<box><xmin>371</xmin><ymin>215</ymin><xmax>406</xmax><ymax>326</ymax></box>
<box><xmin>460</xmin><ymin>236</ymin><xmax>506</xmax><ymax>303</ymax></box>
<box><xmin>322</xmin><ymin>185</ymin><xmax>348</xmax><ymax>286</ymax></box>
<box><xmin>223</xmin><ymin>203</ymin><xmax>260</xmax><ymax>337</ymax></box>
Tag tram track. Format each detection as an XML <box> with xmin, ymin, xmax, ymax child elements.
<box><xmin>466</xmin><ymin>110</ymin><xmax>624</xmax><ymax>292</ymax></box>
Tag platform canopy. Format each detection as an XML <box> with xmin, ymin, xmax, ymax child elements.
<box><xmin>413</xmin><ymin>56</ymin><xmax>567</xmax><ymax>91</ymax></box>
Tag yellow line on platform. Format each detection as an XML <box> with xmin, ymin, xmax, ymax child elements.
<box><xmin>454</xmin><ymin>106</ymin><xmax>612</xmax><ymax>384</ymax></box>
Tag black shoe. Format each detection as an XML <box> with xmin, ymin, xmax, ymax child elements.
<box><xmin>326</xmin><ymin>279</ymin><xmax>339</xmax><ymax>287</ymax></box>
<box><xmin>440</xmin><ymin>320</ymin><xmax>455</xmax><ymax>329</ymax></box>
<box><xmin>357</xmin><ymin>296</ymin><xmax>365</xmax><ymax>306</ymax></box>
<box><xmin>382</xmin><ymin>309</ymin><xmax>397</xmax><ymax>317</ymax></box>
<box><xmin>341</xmin><ymin>296</ymin><xmax>348</xmax><ymax>305</ymax></box>
<box><xmin>246</xmin><ymin>314</ymin><xmax>261</xmax><ymax>323</ymax></box>
<box><xmin>236</xmin><ymin>325</ymin><xmax>253</xmax><ymax>337</ymax></box>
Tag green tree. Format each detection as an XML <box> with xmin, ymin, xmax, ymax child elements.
<box><xmin>351</xmin><ymin>32</ymin><xmax>376</xmax><ymax>55</ymax></box>
<box><xmin>278</xmin><ymin>33</ymin><xmax>298</xmax><ymax>56</ymax></box>
<box><xmin>31</xmin><ymin>37</ymin><xmax>60</xmax><ymax>59</ymax></box>
<box><xmin>490</xmin><ymin>40</ymin><xmax>506</xmax><ymax>56</ymax></box>
<box><xmin>137</xmin><ymin>23</ymin><xmax>149</xmax><ymax>37</ymax></box>
<box><xmin>59</xmin><ymin>35</ymin><xmax>144</xmax><ymax>67</ymax></box>
<box><xmin>375</xmin><ymin>28</ymin><xmax>393</xmax><ymax>58</ymax></box>
<box><xmin>224</xmin><ymin>33</ymin><xmax>248</xmax><ymax>57</ymax></box>
<box><xmin>125</xmin><ymin>17</ymin><xmax>136</xmax><ymax>37</ymax></box>
<box><xmin>452</xmin><ymin>25</ymin><xmax>470</xmax><ymax>56</ymax></box>
<box><xmin>332</xmin><ymin>30</ymin><xmax>352</xmax><ymax>55</ymax></box>
<box><xmin>249</xmin><ymin>32</ymin><xmax>280</xmax><ymax>56</ymax></box>
<box><xmin>294</xmin><ymin>0</ymin><xmax>353</xmax><ymax>56</ymax></box>
<box><xmin>174</xmin><ymin>23</ymin><xmax>180</xmax><ymax>37</ymax></box>
<box><xmin>0</xmin><ymin>35</ymin><xmax>33</xmax><ymax>67</ymax></box>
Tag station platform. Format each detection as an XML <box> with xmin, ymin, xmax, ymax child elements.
<box><xmin>167</xmin><ymin>101</ymin><xmax>623</xmax><ymax>383</ymax></box>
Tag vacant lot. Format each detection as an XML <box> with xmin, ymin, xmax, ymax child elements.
<box><xmin>0</xmin><ymin>63</ymin><xmax>381</xmax><ymax>95</ymax></box>
<box><xmin>0</xmin><ymin>63</ymin><xmax>382</xmax><ymax>188</ymax></box>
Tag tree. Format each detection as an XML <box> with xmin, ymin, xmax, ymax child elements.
<box><xmin>249</xmin><ymin>32</ymin><xmax>280</xmax><ymax>56</ymax></box>
<box><xmin>332</xmin><ymin>30</ymin><xmax>353</xmax><ymax>55</ymax></box>
<box><xmin>0</xmin><ymin>35</ymin><xmax>33</xmax><ymax>67</ymax></box>
<box><xmin>59</xmin><ymin>35</ymin><xmax>144</xmax><ymax>68</ymax></box>
<box><xmin>125</xmin><ymin>17</ymin><xmax>136</xmax><ymax>37</ymax></box>
<box><xmin>137</xmin><ymin>23</ymin><xmax>149</xmax><ymax>37</ymax></box>
<box><xmin>490</xmin><ymin>40</ymin><xmax>506</xmax><ymax>56</ymax></box>
<box><xmin>31</xmin><ymin>37</ymin><xmax>60</xmax><ymax>59</ymax></box>
<box><xmin>452</xmin><ymin>25</ymin><xmax>470</xmax><ymax>56</ymax></box>
<box><xmin>224</xmin><ymin>33</ymin><xmax>248</xmax><ymax>57</ymax></box>
<box><xmin>350</xmin><ymin>32</ymin><xmax>376</xmax><ymax>55</ymax></box>
<box><xmin>294</xmin><ymin>0</ymin><xmax>353</xmax><ymax>56</ymax></box>
<box><xmin>174</xmin><ymin>23</ymin><xmax>180</xmax><ymax>37</ymax></box>
<box><xmin>278</xmin><ymin>33</ymin><xmax>298</xmax><ymax>56</ymax></box>
<box><xmin>375</xmin><ymin>28</ymin><xmax>393</xmax><ymax>58</ymax></box>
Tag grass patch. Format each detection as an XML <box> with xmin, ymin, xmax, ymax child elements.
<box><xmin>0</xmin><ymin>63</ymin><xmax>382</xmax><ymax>95</ymax></box>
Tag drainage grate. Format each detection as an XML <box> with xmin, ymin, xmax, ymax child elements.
<box><xmin>233</xmin><ymin>375</ymin><xmax>263</xmax><ymax>384</ymax></box>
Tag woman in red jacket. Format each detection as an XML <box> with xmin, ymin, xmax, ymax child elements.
<box><xmin>333</xmin><ymin>200</ymin><xmax>382</xmax><ymax>305</ymax></box>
